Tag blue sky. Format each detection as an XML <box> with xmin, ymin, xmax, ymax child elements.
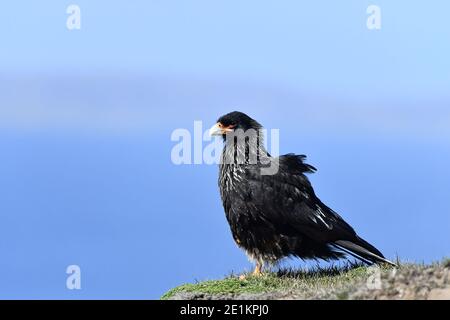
<box><xmin>0</xmin><ymin>1</ymin><xmax>449</xmax><ymax>299</ymax></box>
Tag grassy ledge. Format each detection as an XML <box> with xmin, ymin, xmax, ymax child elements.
<box><xmin>162</xmin><ymin>259</ymin><xmax>450</xmax><ymax>300</ymax></box>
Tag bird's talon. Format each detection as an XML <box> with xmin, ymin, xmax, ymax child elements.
<box><xmin>252</xmin><ymin>263</ymin><xmax>263</xmax><ymax>277</ymax></box>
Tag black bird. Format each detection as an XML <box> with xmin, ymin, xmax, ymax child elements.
<box><xmin>209</xmin><ymin>111</ymin><xmax>395</xmax><ymax>276</ymax></box>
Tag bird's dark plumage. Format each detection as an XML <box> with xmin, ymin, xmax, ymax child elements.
<box><xmin>212</xmin><ymin>111</ymin><xmax>394</xmax><ymax>271</ymax></box>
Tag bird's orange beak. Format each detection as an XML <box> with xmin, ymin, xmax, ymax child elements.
<box><xmin>209</xmin><ymin>122</ymin><xmax>234</xmax><ymax>136</ymax></box>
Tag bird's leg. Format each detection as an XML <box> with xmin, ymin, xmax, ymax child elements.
<box><xmin>252</xmin><ymin>262</ymin><xmax>263</xmax><ymax>276</ymax></box>
<box><xmin>238</xmin><ymin>262</ymin><xmax>263</xmax><ymax>280</ymax></box>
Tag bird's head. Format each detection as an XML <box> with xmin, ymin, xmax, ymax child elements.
<box><xmin>209</xmin><ymin>111</ymin><xmax>262</xmax><ymax>139</ymax></box>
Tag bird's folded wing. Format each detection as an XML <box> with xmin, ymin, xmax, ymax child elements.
<box><xmin>245</xmin><ymin>165</ymin><xmax>357</xmax><ymax>243</ymax></box>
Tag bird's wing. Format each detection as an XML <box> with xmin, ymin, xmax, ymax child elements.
<box><xmin>277</xmin><ymin>154</ymin><xmax>317</xmax><ymax>174</ymax></box>
<box><xmin>244</xmin><ymin>156</ymin><xmax>357</xmax><ymax>243</ymax></box>
<box><xmin>243</xmin><ymin>155</ymin><xmax>395</xmax><ymax>265</ymax></box>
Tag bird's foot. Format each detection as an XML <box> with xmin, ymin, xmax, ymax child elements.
<box><xmin>252</xmin><ymin>268</ymin><xmax>263</xmax><ymax>277</ymax></box>
<box><xmin>238</xmin><ymin>264</ymin><xmax>263</xmax><ymax>280</ymax></box>
<box><xmin>238</xmin><ymin>272</ymin><xmax>263</xmax><ymax>280</ymax></box>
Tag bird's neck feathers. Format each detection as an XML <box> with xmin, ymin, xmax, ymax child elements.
<box><xmin>220</xmin><ymin>129</ymin><xmax>270</xmax><ymax>167</ymax></box>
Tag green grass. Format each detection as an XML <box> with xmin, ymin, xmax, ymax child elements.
<box><xmin>443</xmin><ymin>257</ymin><xmax>450</xmax><ymax>268</ymax></box>
<box><xmin>162</xmin><ymin>259</ymin><xmax>450</xmax><ymax>300</ymax></box>
<box><xmin>161</xmin><ymin>262</ymin><xmax>388</xmax><ymax>300</ymax></box>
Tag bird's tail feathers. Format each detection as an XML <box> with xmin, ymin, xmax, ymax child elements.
<box><xmin>333</xmin><ymin>239</ymin><xmax>396</xmax><ymax>266</ymax></box>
